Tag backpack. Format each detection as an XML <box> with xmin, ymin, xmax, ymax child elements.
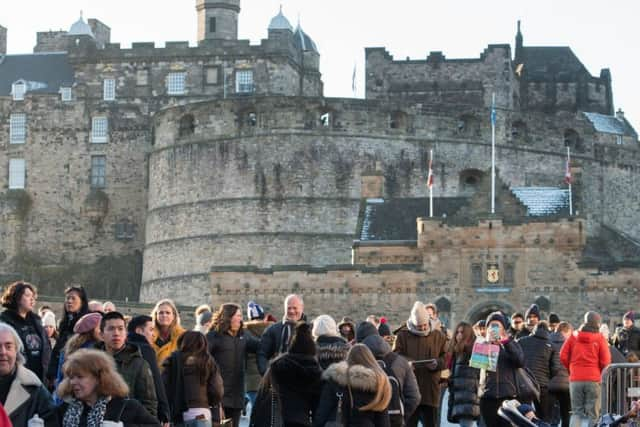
<box><xmin>378</xmin><ymin>353</ymin><xmax>405</xmax><ymax>427</ymax></box>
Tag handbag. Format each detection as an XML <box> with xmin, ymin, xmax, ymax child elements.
<box><xmin>513</xmin><ymin>367</ymin><xmax>541</xmax><ymax>402</ymax></box>
<box><xmin>323</xmin><ymin>391</ymin><xmax>344</xmax><ymax>427</ymax></box>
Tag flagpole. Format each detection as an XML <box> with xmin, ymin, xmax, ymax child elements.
<box><xmin>491</xmin><ymin>93</ymin><xmax>496</xmax><ymax>214</ymax></box>
<box><xmin>429</xmin><ymin>149</ymin><xmax>433</xmax><ymax>218</ymax></box>
<box><xmin>567</xmin><ymin>146</ymin><xmax>573</xmax><ymax>216</ymax></box>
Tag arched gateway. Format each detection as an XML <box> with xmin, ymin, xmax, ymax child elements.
<box><xmin>467</xmin><ymin>300</ymin><xmax>515</xmax><ymax>324</ymax></box>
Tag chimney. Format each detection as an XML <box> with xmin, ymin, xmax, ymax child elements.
<box><xmin>616</xmin><ymin>109</ymin><xmax>625</xmax><ymax>121</ymax></box>
<box><xmin>0</xmin><ymin>25</ymin><xmax>7</xmax><ymax>55</ymax></box>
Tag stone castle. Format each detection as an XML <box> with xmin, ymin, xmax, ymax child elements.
<box><xmin>1</xmin><ymin>2</ymin><xmax>639</xmax><ymax>326</ymax></box>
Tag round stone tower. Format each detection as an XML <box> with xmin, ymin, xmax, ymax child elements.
<box><xmin>196</xmin><ymin>0</ymin><xmax>240</xmax><ymax>42</ymax></box>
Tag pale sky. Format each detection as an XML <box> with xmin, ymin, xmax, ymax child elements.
<box><xmin>3</xmin><ymin>0</ymin><xmax>639</xmax><ymax>129</ymax></box>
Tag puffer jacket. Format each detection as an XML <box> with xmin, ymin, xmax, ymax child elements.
<box><xmin>151</xmin><ymin>325</ymin><xmax>186</xmax><ymax>368</ymax></box>
<box><xmin>447</xmin><ymin>352</ymin><xmax>481</xmax><ymax>422</ymax></box>
<box><xmin>244</xmin><ymin>320</ymin><xmax>272</xmax><ymax>392</ymax></box>
<box><xmin>316</xmin><ymin>335</ymin><xmax>350</xmax><ymax>370</ymax></box>
<box><xmin>560</xmin><ymin>328</ymin><xmax>610</xmax><ymax>382</ymax></box>
<box><xmin>548</xmin><ymin>331</ymin><xmax>570</xmax><ymax>393</ymax></box>
<box><xmin>479</xmin><ymin>338</ymin><xmax>525</xmax><ymax>399</ymax></box>
<box><xmin>270</xmin><ymin>353</ymin><xmax>323</xmax><ymax>426</ymax></box>
<box><xmin>313</xmin><ymin>361</ymin><xmax>390</xmax><ymax>427</ymax></box>
<box><xmin>517</xmin><ymin>326</ymin><xmax>561</xmax><ymax>389</ymax></box>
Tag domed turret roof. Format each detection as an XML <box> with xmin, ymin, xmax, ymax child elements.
<box><xmin>68</xmin><ymin>13</ymin><xmax>94</xmax><ymax>38</ymax></box>
<box><xmin>294</xmin><ymin>23</ymin><xmax>318</xmax><ymax>53</ymax></box>
<box><xmin>269</xmin><ymin>6</ymin><xmax>293</xmax><ymax>31</ymax></box>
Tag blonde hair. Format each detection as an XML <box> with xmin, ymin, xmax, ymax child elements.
<box><xmin>57</xmin><ymin>349</ymin><xmax>129</xmax><ymax>399</ymax></box>
<box><xmin>151</xmin><ymin>298</ymin><xmax>181</xmax><ymax>330</ymax></box>
<box><xmin>346</xmin><ymin>344</ymin><xmax>391</xmax><ymax>412</ymax></box>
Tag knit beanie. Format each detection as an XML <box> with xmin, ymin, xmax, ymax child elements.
<box><xmin>247</xmin><ymin>301</ymin><xmax>265</xmax><ymax>321</ymax></box>
<box><xmin>409</xmin><ymin>301</ymin><xmax>429</xmax><ymax>327</ymax></box>
<box><xmin>584</xmin><ymin>311</ymin><xmax>601</xmax><ymax>329</ymax></box>
<box><xmin>42</xmin><ymin>311</ymin><xmax>56</xmax><ymax>328</ymax></box>
<box><xmin>356</xmin><ymin>321</ymin><xmax>379</xmax><ymax>343</ymax></box>
<box><xmin>511</xmin><ymin>312</ymin><xmax>524</xmax><ymax>320</ymax></box>
<box><xmin>312</xmin><ymin>314</ymin><xmax>338</xmax><ymax>338</ymax></box>
<box><xmin>525</xmin><ymin>304</ymin><xmax>540</xmax><ymax>319</ymax></box>
<box><xmin>288</xmin><ymin>322</ymin><xmax>316</xmax><ymax>355</ymax></box>
<box><xmin>548</xmin><ymin>313</ymin><xmax>560</xmax><ymax>324</ymax></box>
<box><xmin>73</xmin><ymin>312</ymin><xmax>102</xmax><ymax>334</ymax></box>
<box><xmin>485</xmin><ymin>311</ymin><xmax>508</xmax><ymax>329</ymax></box>
<box><xmin>378</xmin><ymin>322</ymin><xmax>391</xmax><ymax>337</ymax></box>
<box><xmin>624</xmin><ymin>311</ymin><xmax>635</xmax><ymax>322</ymax></box>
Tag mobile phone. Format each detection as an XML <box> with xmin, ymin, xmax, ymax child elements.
<box><xmin>490</xmin><ymin>324</ymin><xmax>500</xmax><ymax>340</ymax></box>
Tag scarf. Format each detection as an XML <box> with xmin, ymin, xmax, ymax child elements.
<box><xmin>406</xmin><ymin>320</ymin><xmax>430</xmax><ymax>337</ymax></box>
<box><xmin>63</xmin><ymin>397</ymin><xmax>109</xmax><ymax>427</ymax></box>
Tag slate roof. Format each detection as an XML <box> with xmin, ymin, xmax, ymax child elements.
<box><xmin>0</xmin><ymin>53</ymin><xmax>75</xmax><ymax>96</ymax></box>
<box><xmin>520</xmin><ymin>46</ymin><xmax>590</xmax><ymax>80</ymax></box>
<box><xmin>294</xmin><ymin>25</ymin><xmax>318</xmax><ymax>53</ymax></box>
<box><xmin>584</xmin><ymin>112</ymin><xmax>638</xmax><ymax>138</ymax></box>
<box><xmin>511</xmin><ymin>187</ymin><xmax>570</xmax><ymax>217</ymax></box>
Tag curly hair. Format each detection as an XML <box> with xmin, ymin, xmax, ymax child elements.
<box><xmin>1</xmin><ymin>281</ymin><xmax>37</xmax><ymax>311</ymax></box>
<box><xmin>57</xmin><ymin>349</ymin><xmax>129</xmax><ymax>399</ymax></box>
<box><xmin>211</xmin><ymin>303</ymin><xmax>241</xmax><ymax>334</ymax></box>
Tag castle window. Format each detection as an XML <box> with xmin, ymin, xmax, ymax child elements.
<box><xmin>90</xmin><ymin>155</ymin><xmax>106</xmax><ymax>189</ymax></box>
<box><xmin>206</xmin><ymin>67</ymin><xmax>219</xmax><ymax>85</ymax></box>
<box><xmin>320</xmin><ymin>112</ymin><xmax>331</xmax><ymax>127</ymax></box>
<box><xmin>166</xmin><ymin>72</ymin><xmax>186</xmax><ymax>95</ymax></box>
<box><xmin>616</xmin><ymin>135</ymin><xmax>623</xmax><ymax>145</ymax></box>
<box><xmin>103</xmin><ymin>78</ymin><xmax>115</xmax><ymax>101</ymax></box>
<box><xmin>235</xmin><ymin>70</ymin><xmax>254</xmax><ymax>94</ymax></box>
<box><xmin>136</xmin><ymin>69</ymin><xmax>149</xmax><ymax>86</ymax></box>
<box><xmin>456</xmin><ymin>114</ymin><xmax>480</xmax><ymax>137</ymax></box>
<box><xmin>115</xmin><ymin>220</ymin><xmax>136</xmax><ymax>240</ymax></box>
<box><xmin>504</xmin><ymin>263</ymin><xmax>515</xmax><ymax>286</ymax></box>
<box><xmin>471</xmin><ymin>264</ymin><xmax>483</xmax><ymax>286</ymax></box>
<box><xmin>511</xmin><ymin>120</ymin><xmax>527</xmax><ymax>142</ymax></box>
<box><xmin>91</xmin><ymin>117</ymin><xmax>108</xmax><ymax>143</ymax></box>
<box><xmin>459</xmin><ymin>169</ymin><xmax>484</xmax><ymax>195</ymax></box>
<box><xmin>563</xmin><ymin>129</ymin><xmax>584</xmax><ymax>153</ymax></box>
<box><xmin>247</xmin><ymin>112</ymin><xmax>257</xmax><ymax>126</ymax></box>
<box><xmin>390</xmin><ymin>111</ymin><xmax>407</xmax><ymax>130</ymax></box>
<box><xmin>209</xmin><ymin>17</ymin><xmax>216</xmax><ymax>34</ymax></box>
<box><xmin>178</xmin><ymin>114</ymin><xmax>195</xmax><ymax>137</ymax></box>
<box><xmin>10</xmin><ymin>113</ymin><xmax>26</xmax><ymax>144</ymax></box>
<box><xmin>60</xmin><ymin>87</ymin><xmax>72</xmax><ymax>102</ymax></box>
<box><xmin>12</xmin><ymin>82</ymin><xmax>25</xmax><ymax>101</ymax></box>
<box><xmin>9</xmin><ymin>159</ymin><xmax>26</xmax><ymax>189</ymax></box>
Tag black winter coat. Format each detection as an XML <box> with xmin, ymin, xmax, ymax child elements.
<box><xmin>0</xmin><ymin>309</ymin><xmax>51</xmax><ymax>381</ymax></box>
<box><xmin>47</xmin><ymin>309</ymin><xmax>88</xmax><ymax>381</ymax></box>
<box><xmin>128</xmin><ymin>332</ymin><xmax>171</xmax><ymax>423</ymax></box>
<box><xmin>548</xmin><ymin>332</ymin><xmax>570</xmax><ymax>393</ymax></box>
<box><xmin>270</xmin><ymin>353</ymin><xmax>323</xmax><ymax>426</ymax></box>
<box><xmin>517</xmin><ymin>327</ymin><xmax>561</xmax><ymax>389</ymax></box>
<box><xmin>58</xmin><ymin>397</ymin><xmax>160</xmax><ymax>427</ymax></box>
<box><xmin>613</xmin><ymin>326</ymin><xmax>640</xmax><ymax>358</ymax></box>
<box><xmin>316</xmin><ymin>335</ymin><xmax>350</xmax><ymax>370</ymax></box>
<box><xmin>479</xmin><ymin>338</ymin><xmax>525</xmax><ymax>400</ymax></box>
<box><xmin>313</xmin><ymin>361</ymin><xmax>390</xmax><ymax>427</ymax></box>
<box><xmin>3</xmin><ymin>365</ymin><xmax>57</xmax><ymax>427</ymax></box>
<box><xmin>207</xmin><ymin>328</ymin><xmax>259</xmax><ymax>409</ymax></box>
<box><xmin>257</xmin><ymin>320</ymin><xmax>301</xmax><ymax>375</ymax></box>
<box><xmin>447</xmin><ymin>352</ymin><xmax>481</xmax><ymax>422</ymax></box>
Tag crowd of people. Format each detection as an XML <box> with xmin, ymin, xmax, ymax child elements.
<box><xmin>0</xmin><ymin>280</ymin><xmax>639</xmax><ymax>427</ymax></box>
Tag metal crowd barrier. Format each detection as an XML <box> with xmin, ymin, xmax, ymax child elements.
<box><xmin>601</xmin><ymin>363</ymin><xmax>640</xmax><ymax>417</ymax></box>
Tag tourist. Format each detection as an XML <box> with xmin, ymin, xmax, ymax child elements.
<box><xmin>96</xmin><ymin>311</ymin><xmax>158</xmax><ymax>417</ymax></box>
<box><xmin>267</xmin><ymin>322</ymin><xmax>323</xmax><ymax>426</ymax></box>
<box><xmin>41</xmin><ymin>310</ymin><xmax>58</xmax><ymax>350</ymax></box>
<box><xmin>522</xmin><ymin>304</ymin><xmax>541</xmax><ymax>337</ymax></box>
<box><xmin>207</xmin><ymin>303</ymin><xmax>259</xmax><ymax>427</ymax></box>
<box><xmin>151</xmin><ymin>299</ymin><xmax>186</xmax><ymax>367</ymax></box>
<box><xmin>447</xmin><ymin>321</ymin><xmax>480</xmax><ymax>427</ymax></box>
<box><xmin>337</xmin><ymin>317</ymin><xmax>356</xmax><ymax>343</ymax></box>
<box><xmin>163</xmin><ymin>331</ymin><xmax>223</xmax><ymax>427</ymax></box>
<box><xmin>102</xmin><ymin>301</ymin><xmax>116</xmax><ymax>313</ymax></box>
<box><xmin>508</xmin><ymin>312</ymin><xmax>526</xmax><ymax>339</ymax></box>
<box><xmin>244</xmin><ymin>301</ymin><xmax>274</xmax><ymax>408</ymax></box>
<box><xmin>560</xmin><ymin>311</ymin><xmax>611</xmax><ymax>427</ymax></box>
<box><xmin>0</xmin><ymin>281</ymin><xmax>50</xmax><ymax>380</ymax></box>
<box><xmin>88</xmin><ymin>300</ymin><xmax>104</xmax><ymax>313</ymax></box>
<box><xmin>313</xmin><ymin>344</ymin><xmax>391</xmax><ymax>427</ymax></box>
<box><xmin>0</xmin><ymin>322</ymin><xmax>56</xmax><ymax>426</ymax></box>
<box><xmin>517</xmin><ymin>321</ymin><xmax>561</xmax><ymax>422</ymax></box>
<box><xmin>194</xmin><ymin>304</ymin><xmax>213</xmax><ymax>333</ymax></box>
<box><xmin>393</xmin><ymin>301</ymin><xmax>448</xmax><ymax>427</ymax></box>
<box><xmin>128</xmin><ymin>315</ymin><xmax>171</xmax><ymax>425</ymax></box>
<box><xmin>478</xmin><ymin>311</ymin><xmax>525</xmax><ymax>427</ymax></box>
<box><xmin>312</xmin><ymin>314</ymin><xmax>350</xmax><ymax>370</ymax></box>
<box><xmin>57</xmin><ymin>348</ymin><xmax>160</xmax><ymax>426</ymax></box>
<box><xmin>548</xmin><ymin>313</ymin><xmax>560</xmax><ymax>332</ymax></box>
<box><xmin>473</xmin><ymin>319</ymin><xmax>487</xmax><ymax>338</ymax></box>
<box><xmin>548</xmin><ymin>321</ymin><xmax>572</xmax><ymax>427</ymax></box>
<box><xmin>257</xmin><ymin>294</ymin><xmax>305</xmax><ymax>375</ymax></box>
<box><xmin>612</xmin><ymin>311</ymin><xmax>640</xmax><ymax>357</ymax></box>
<box><xmin>47</xmin><ymin>286</ymin><xmax>89</xmax><ymax>383</ymax></box>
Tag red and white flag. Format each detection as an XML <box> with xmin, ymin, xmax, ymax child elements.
<box><xmin>427</xmin><ymin>157</ymin><xmax>434</xmax><ymax>188</ymax></box>
<box><xmin>564</xmin><ymin>157</ymin><xmax>572</xmax><ymax>185</ymax></box>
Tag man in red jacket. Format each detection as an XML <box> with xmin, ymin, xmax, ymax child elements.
<box><xmin>560</xmin><ymin>311</ymin><xmax>611</xmax><ymax>427</ymax></box>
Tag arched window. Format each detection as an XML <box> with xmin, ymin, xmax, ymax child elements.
<box><xmin>178</xmin><ymin>114</ymin><xmax>195</xmax><ymax>137</ymax></box>
<box><xmin>564</xmin><ymin>129</ymin><xmax>583</xmax><ymax>152</ymax></box>
<box><xmin>534</xmin><ymin>296</ymin><xmax>551</xmax><ymax>313</ymax></box>
<box><xmin>459</xmin><ymin>169</ymin><xmax>485</xmax><ymax>195</ymax></box>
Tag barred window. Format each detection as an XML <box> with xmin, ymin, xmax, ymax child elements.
<box><xmin>91</xmin><ymin>117</ymin><xmax>108</xmax><ymax>143</ymax></box>
<box><xmin>504</xmin><ymin>264</ymin><xmax>515</xmax><ymax>286</ymax></box>
<box><xmin>12</xmin><ymin>82</ymin><xmax>25</xmax><ymax>101</ymax></box>
<box><xmin>115</xmin><ymin>221</ymin><xmax>136</xmax><ymax>240</ymax></box>
<box><xmin>103</xmin><ymin>78</ymin><xmax>116</xmax><ymax>101</ymax></box>
<box><xmin>60</xmin><ymin>87</ymin><xmax>72</xmax><ymax>102</ymax></box>
<box><xmin>10</xmin><ymin>114</ymin><xmax>26</xmax><ymax>144</ymax></box>
<box><xmin>9</xmin><ymin>159</ymin><xmax>26</xmax><ymax>189</ymax></box>
<box><xmin>471</xmin><ymin>264</ymin><xmax>483</xmax><ymax>286</ymax></box>
<box><xmin>166</xmin><ymin>72</ymin><xmax>186</xmax><ymax>95</ymax></box>
<box><xmin>91</xmin><ymin>155</ymin><xmax>106</xmax><ymax>188</ymax></box>
<box><xmin>236</xmin><ymin>70</ymin><xmax>254</xmax><ymax>93</ymax></box>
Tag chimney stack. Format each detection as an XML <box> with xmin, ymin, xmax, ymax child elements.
<box><xmin>0</xmin><ymin>25</ymin><xmax>7</xmax><ymax>55</ymax></box>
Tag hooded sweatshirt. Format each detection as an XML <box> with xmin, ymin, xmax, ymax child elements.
<box><xmin>560</xmin><ymin>328</ymin><xmax>611</xmax><ymax>382</ymax></box>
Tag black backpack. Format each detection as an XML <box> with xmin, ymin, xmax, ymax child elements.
<box><xmin>378</xmin><ymin>352</ymin><xmax>405</xmax><ymax>427</ymax></box>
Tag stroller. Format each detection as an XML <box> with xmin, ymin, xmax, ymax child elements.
<box><xmin>497</xmin><ymin>400</ymin><xmax>550</xmax><ymax>427</ymax></box>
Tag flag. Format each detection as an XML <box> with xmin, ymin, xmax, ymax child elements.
<box><xmin>427</xmin><ymin>157</ymin><xmax>434</xmax><ymax>188</ymax></box>
<box><xmin>564</xmin><ymin>157</ymin><xmax>572</xmax><ymax>185</ymax></box>
<box><xmin>351</xmin><ymin>63</ymin><xmax>357</xmax><ymax>94</ymax></box>
<box><xmin>490</xmin><ymin>104</ymin><xmax>496</xmax><ymax>126</ymax></box>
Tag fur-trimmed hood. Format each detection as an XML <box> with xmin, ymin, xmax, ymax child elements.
<box><xmin>4</xmin><ymin>364</ymin><xmax>42</xmax><ymax>415</ymax></box>
<box><xmin>322</xmin><ymin>361</ymin><xmax>378</xmax><ymax>392</ymax></box>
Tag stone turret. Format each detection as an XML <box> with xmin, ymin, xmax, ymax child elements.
<box><xmin>196</xmin><ymin>0</ymin><xmax>240</xmax><ymax>43</ymax></box>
